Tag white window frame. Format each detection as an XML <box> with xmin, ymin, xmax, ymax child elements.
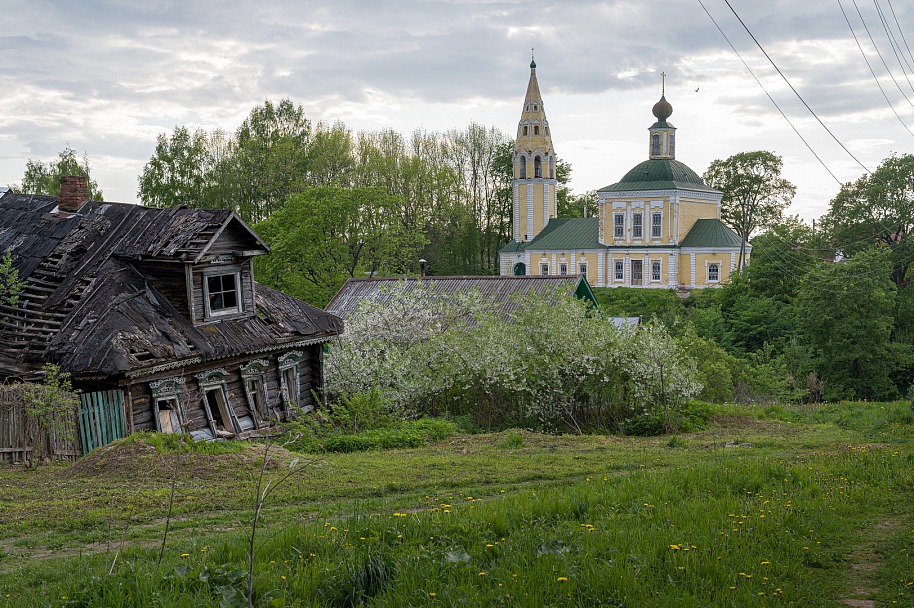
<box><xmin>614</xmin><ymin>260</ymin><xmax>624</xmax><ymax>282</ymax></box>
<box><xmin>579</xmin><ymin>263</ymin><xmax>587</xmax><ymax>276</ymax></box>
<box><xmin>202</xmin><ymin>269</ymin><xmax>242</xmax><ymax>319</ymax></box>
<box><xmin>632</xmin><ymin>212</ymin><xmax>643</xmax><ymax>239</ymax></box>
<box><xmin>651</xmin><ymin>259</ymin><xmax>662</xmax><ymax>282</ymax></box>
<box><xmin>540</xmin><ymin>263</ymin><xmax>549</xmax><ymax>276</ymax></box>
<box><xmin>613</xmin><ymin>213</ymin><xmax>625</xmax><ymax>239</ymax></box>
<box><xmin>707</xmin><ymin>262</ymin><xmax>721</xmax><ymax>283</ymax></box>
<box><xmin>559</xmin><ymin>263</ymin><xmax>568</xmax><ymax>275</ymax></box>
<box><xmin>651</xmin><ymin>212</ymin><xmax>662</xmax><ymax>239</ymax></box>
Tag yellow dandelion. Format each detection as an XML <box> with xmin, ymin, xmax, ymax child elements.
<box><xmin>429</xmin><ymin>592</ymin><xmax>436</xmax><ymax>597</ymax></box>
<box><xmin>180</xmin><ymin>553</ymin><xmax>189</xmax><ymax>558</ymax></box>
<box><xmin>557</xmin><ymin>577</ymin><xmax>568</xmax><ymax>582</ymax></box>
<box><xmin>479</xmin><ymin>571</ymin><xmax>486</xmax><ymax>576</ymax></box>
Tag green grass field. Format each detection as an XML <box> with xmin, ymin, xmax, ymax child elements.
<box><xmin>1</xmin><ymin>402</ymin><xmax>913</xmax><ymax>606</ymax></box>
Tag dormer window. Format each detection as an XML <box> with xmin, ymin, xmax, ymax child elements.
<box><xmin>204</xmin><ymin>270</ymin><xmax>242</xmax><ymax>318</ymax></box>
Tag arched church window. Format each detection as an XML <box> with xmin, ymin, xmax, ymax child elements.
<box><xmin>669</xmin><ymin>133</ymin><xmax>675</xmax><ymax>156</ymax></box>
<box><xmin>651</xmin><ymin>133</ymin><xmax>661</xmax><ymax>156</ymax></box>
<box><xmin>545</xmin><ymin>126</ymin><xmax>549</xmax><ymax>135</ymax></box>
<box><xmin>519</xmin><ymin>156</ymin><xmax>527</xmax><ymax>179</ymax></box>
<box><xmin>523</xmin><ymin>125</ymin><xmax>528</xmax><ymax>136</ymax></box>
<box><xmin>534</xmin><ymin>156</ymin><xmax>542</xmax><ymax>179</ymax></box>
<box><xmin>533</xmin><ymin>125</ymin><xmax>539</xmax><ymax>135</ymax></box>
<box><xmin>550</xmin><ymin>156</ymin><xmax>555</xmax><ymax>178</ymax></box>
<box><xmin>534</xmin><ymin>104</ymin><xmax>538</xmax><ymax>111</ymax></box>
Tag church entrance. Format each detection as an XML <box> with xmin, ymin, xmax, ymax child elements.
<box><xmin>513</xmin><ymin>262</ymin><xmax>526</xmax><ymax>276</ymax></box>
<box><xmin>631</xmin><ymin>260</ymin><xmax>643</xmax><ymax>286</ymax></box>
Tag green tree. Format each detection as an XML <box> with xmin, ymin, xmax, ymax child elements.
<box><xmin>703</xmin><ymin>151</ymin><xmax>795</xmax><ymax>271</ymax></box>
<box><xmin>821</xmin><ymin>153</ymin><xmax>914</xmax><ymax>288</ymax></box>
<box><xmin>558</xmin><ymin>189</ymin><xmax>597</xmax><ymax>219</ymax></box>
<box><xmin>18</xmin><ymin>146</ymin><xmax>103</xmax><ymax>200</ymax></box>
<box><xmin>254</xmin><ymin>187</ymin><xmax>427</xmax><ymax>307</ymax></box>
<box><xmin>794</xmin><ymin>249</ymin><xmax>904</xmax><ymax>400</ymax></box>
<box><xmin>138</xmin><ymin>126</ymin><xmax>214</xmax><ymax>209</ymax></box>
<box><xmin>0</xmin><ymin>251</ymin><xmax>26</xmax><ymax>323</ymax></box>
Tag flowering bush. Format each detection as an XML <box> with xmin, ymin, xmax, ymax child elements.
<box><xmin>326</xmin><ymin>283</ymin><xmax>702</xmax><ymax>432</ymax></box>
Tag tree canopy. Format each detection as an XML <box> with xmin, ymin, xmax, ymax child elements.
<box><xmin>17</xmin><ymin>146</ymin><xmax>104</xmax><ymax>200</ymax></box>
<box><xmin>704</xmin><ymin>151</ymin><xmax>795</xmax><ymax>270</ymax></box>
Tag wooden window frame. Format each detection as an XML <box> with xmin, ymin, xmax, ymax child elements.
<box><xmin>201</xmin><ymin>268</ymin><xmax>243</xmax><ymax>319</ymax></box>
<box><xmin>278</xmin><ymin>351</ymin><xmax>306</xmax><ymax>415</ymax></box>
<box><xmin>240</xmin><ymin>359</ymin><xmax>271</xmax><ymax>427</ymax></box>
<box><xmin>195</xmin><ymin>368</ymin><xmax>239</xmax><ymax>435</ymax></box>
<box><xmin>149</xmin><ymin>376</ymin><xmax>187</xmax><ymax>434</ymax></box>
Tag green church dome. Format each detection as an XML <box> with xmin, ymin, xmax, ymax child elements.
<box><xmin>598</xmin><ymin>159</ymin><xmax>719</xmax><ymax>193</ymax></box>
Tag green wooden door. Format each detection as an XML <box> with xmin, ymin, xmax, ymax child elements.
<box><xmin>77</xmin><ymin>390</ymin><xmax>127</xmax><ymax>454</ymax></box>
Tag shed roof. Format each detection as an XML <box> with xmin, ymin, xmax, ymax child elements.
<box><xmin>679</xmin><ymin>218</ymin><xmax>745</xmax><ymax>248</ymax></box>
<box><xmin>326</xmin><ymin>275</ymin><xmax>599</xmax><ymax>318</ymax></box>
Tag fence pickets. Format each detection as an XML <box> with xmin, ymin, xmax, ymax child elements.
<box><xmin>0</xmin><ymin>385</ymin><xmax>126</xmax><ymax>463</ymax></box>
<box><xmin>77</xmin><ymin>390</ymin><xmax>127</xmax><ymax>454</ymax></box>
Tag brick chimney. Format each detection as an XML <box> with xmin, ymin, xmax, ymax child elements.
<box><xmin>58</xmin><ymin>175</ymin><xmax>88</xmax><ymax>212</ymax></box>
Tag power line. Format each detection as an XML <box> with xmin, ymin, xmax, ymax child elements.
<box><xmin>721</xmin><ymin>0</ymin><xmax>876</xmax><ymax>175</ymax></box>
<box><xmin>839</xmin><ymin>0</ymin><xmax>914</xmax><ymax>137</ymax></box>
<box><xmin>696</xmin><ymin>0</ymin><xmax>843</xmax><ymax>185</ymax></box>
<box><xmin>851</xmin><ymin>0</ymin><xmax>914</xmax><ymax>109</ymax></box>
<box><xmin>885</xmin><ymin>0</ymin><xmax>914</xmax><ymax>70</ymax></box>
<box><xmin>873</xmin><ymin>0</ymin><xmax>914</xmax><ymax>95</ymax></box>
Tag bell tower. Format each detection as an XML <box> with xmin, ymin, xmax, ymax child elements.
<box><xmin>513</xmin><ymin>52</ymin><xmax>557</xmax><ymax>243</ymax></box>
<box><xmin>649</xmin><ymin>72</ymin><xmax>676</xmax><ymax>160</ymax></box>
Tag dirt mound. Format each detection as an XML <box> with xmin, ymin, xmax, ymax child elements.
<box><xmin>61</xmin><ymin>438</ymin><xmax>298</xmax><ymax>480</ymax></box>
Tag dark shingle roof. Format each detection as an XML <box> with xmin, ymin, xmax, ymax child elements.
<box><xmin>679</xmin><ymin>218</ymin><xmax>745</xmax><ymax>248</ymax></box>
<box><xmin>0</xmin><ymin>192</ymin><xmax>341</xmax><ymax>378</ymax></box>
<box><xmin>326</xmin><ymin>275</ymin><xmax>599</xmax><ymax>318</ymax></box>
<box><xmin>599</xmin><ymin>159</ymin><xmax>720</xmax><ymax>193</ymax></box>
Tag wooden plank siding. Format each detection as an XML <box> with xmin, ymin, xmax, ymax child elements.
<box><xmin>77</xmin><ymin>390</ymin><xmax>127</xmax><ymax>453</ymax></box>
<box><xmin>124</xmin><ymin>344</ymin><xmax>321</xmax><ymax>436</ymax></box>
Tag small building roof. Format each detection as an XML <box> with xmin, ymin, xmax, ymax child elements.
<box><xmin>326</xmin><ymin>275</ymin><xmax>600</xmax><ymax>318</ymax></box>
<box><xmin>679</xmin><ymin>218</ymin><xmax>745</xmax><ymax>248</ymax></box>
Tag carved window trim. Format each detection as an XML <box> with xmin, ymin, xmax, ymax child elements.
<box><xmin>240</xmin><ymin>359</ymin><xmax>271</xmax><ymax>426</ymax></box>
<box><xmin>194</xmin><ymin>368</ymin><xmax>238</xmax><ymax>435</ymax></box>
<box><xmin>149</xmin><ymin>376</ymin><xmax>187</xmax><ymax>434</ymax></box>
<box><xmin>277</xmin><ymin>351</ymin><xmax>303</xmax><ymax>414</ymax></box>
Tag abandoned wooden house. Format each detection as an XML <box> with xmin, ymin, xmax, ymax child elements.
<box><xmin>0</xmin><ymin>177</ymin><xmax>342</xmax><ymax>449</ymax></box>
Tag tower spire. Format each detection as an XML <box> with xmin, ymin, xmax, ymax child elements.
<box><xmin>661</xmin><ymin>71</ymin><xmax>666</xmax><ymax>96</ymax></box>
<box><xmin>512</xmin><ymin>57</ymin><xmax>556</xmax><ymax>242</ymax></box>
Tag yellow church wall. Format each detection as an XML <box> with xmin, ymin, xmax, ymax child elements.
<box><xmin>599</xmin><ymin>196</ymin><xmax>675</xmax><ymax>246</ymax></box>
<box><xmin>676</xmin><ymin>200</ymin><xmax>719</xmax><ymax>242</ymax></box>
<box><xmin>678</xmin><ymin>252</ymin><xmax>734</xmax><ymax>287</ymax></box>
<box><xmin>533</xmin><ymin>186</ymin><xmax>546</xmax><ymax>236</ymax></box>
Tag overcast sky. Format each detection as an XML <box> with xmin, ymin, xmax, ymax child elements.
<box><xmin>1</xmin><ymin>0</ymin><xmax>913</xmax><ymax>221</ymax></box>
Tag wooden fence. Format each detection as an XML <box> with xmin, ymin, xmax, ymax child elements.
<box><xmin>0</xmin><ymin>384</ymin><xmax>82</xmax><ymax>463</ymax></box>
<box><xmin>77</xmin><ymin>390</ymin><xmax>127</xmax><ymax>454</ymax></box>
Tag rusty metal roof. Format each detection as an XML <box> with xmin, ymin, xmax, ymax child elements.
<box><xmin>326</xmin><ymin>275</ymin><xmax>599</xmax><ymax>318</ymax></box>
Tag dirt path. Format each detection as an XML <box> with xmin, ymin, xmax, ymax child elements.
<box><xmin>838</xmin><ymin>519</ymin><xmax>900</xmax><ymax>608</ymax></box>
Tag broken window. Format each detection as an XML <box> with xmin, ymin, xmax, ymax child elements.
<box><xmin>240</xmin><ymin>359</ymin><xmax>271</xmax><ymax>426</ymax></box>
<box><xmin>195</xmin><ymin>369</ymin><xmax>240</xmax><ymax>436</ymax></box>
<box><xmin>278</xmin><ymin>351</ymin><xmax>305</xmax><ymax>415</ymax></box>
<box><xmin>149</xmin><ymin>377</ymin><xmax>187</xmax><ymax>434</ymax></box>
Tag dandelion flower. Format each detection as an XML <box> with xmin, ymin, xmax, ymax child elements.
<box><xmin>557</xmin><ymin>577</ymin><xmax>568</xmax><ymax>582</ymax></box>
